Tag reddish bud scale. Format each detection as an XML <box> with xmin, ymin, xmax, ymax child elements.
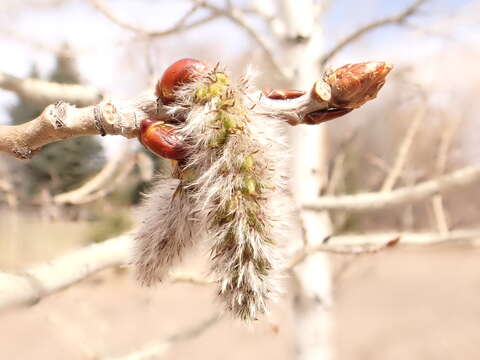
<box><xmin>324</xmin><ymin>61</ymin><xmax>393</xmax><ymax>108</ymax></box>
<box><xmin>304</xmin><ymin>108</ymin><xmax>353</xmax><ymax>125</ymax></box>
<box><xmin>156</xmin><ymin>58</ymin><xmax>208</xmax><ymax>105</ymax></box>
<box><xmin>138</xmin><ymin>119</ymin><xmax>187</xmax><ymax>160</ymax></box>
<box><xmin>262</xmin><ymin>88</ymin><xmax>306</xmax><ymax>100</ymax></box>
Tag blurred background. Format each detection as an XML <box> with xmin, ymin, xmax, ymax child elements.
<box><xmin>0</xmin><ymin>0</ymin><xmax>479</xmax><ymax>359</ymax></box>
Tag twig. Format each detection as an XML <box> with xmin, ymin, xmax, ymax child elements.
<box><xmin>430</xmin><ymin>116</ymin><xmax>461</xmax><ymax>233</ymax></box>
<box><xmin>320</xmin><ymin>0</ymin><xmax>428</xmax><ymax>65</ymax></box>
<box><xmin>2</xmin><ymin>226</ymin><xmax>480</xmax><ymax>312</ymax></box>
<box><xmin>0</xmin><ymin>235</ymin><xmax>131</xmax><ymax>312</ymax></box>
<box><xmin>104</xmin><ymin>313</ymin><xmax>220</xmax><ymax>360</ymax></box>
<box><xmin>0</xmin><ymin>177</ymin><xmax>19</xmax><ymax>208</ymax></box>
<box><xmin>287</xmin><ymin>237</ymin><xmax>399</xmax><ymax>269</ymax></box>
<box><xmin>381</xmin><ymin>107</ymin><xmax>425</xmax><ymax>192</ymax></box>
<box><xmin>0</xmin><ymin>71</ymin><xmax>102</xmax><ymax>107</ymax></box>
<box><xmin>53</xmin><ymin>144</ymin><xmax>136</xmax><ymax>205</ymax></box>
<box><xmin>90</xmin><ymin>0</ymin><xmax>219</xmax><ymax>38</ymax></box>
<box><xmin>195</xmin><ymin>0</ymin><xmax>290</xmax><ymax>79</ymax></box>
<box><xmin>303</xmin><ymin>165</ymin><xmax>480</xmax><ymax>212</ymax></box>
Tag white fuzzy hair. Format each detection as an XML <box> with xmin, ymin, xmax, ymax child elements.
<box><xmin>133</xmin><ymin>68</ymin><xmax>288</xmax><ymax>321</ymax></box>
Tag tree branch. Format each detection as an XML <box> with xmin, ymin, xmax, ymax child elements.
<box><xmin>104</xmin><ymin>313</ymin><xmax>220</xmax><ymax>360</ymax></box>
<box><xmin>90</xmin><ymin>0</ymin><xmax>220</xmax><ymax>38</ymax></box>
<box><xmin>380</xmin><ymin>107</ymin><xmax>424</xmax><ymax>192</ymax></box>
<box><xmin>303</xmin><ymin>165</ymin><xmax>480</xmax><ymax>212</ymax></box>
<box><xmin>286</xmin><ymin>237</ymin><xmax>399</xmax><ymax>269</ymax></box>
<box><xmin>0</xmin><ymin>71</ymin><xmax>102</xmax><ymax>107</ymax></box>
<box><xmin>0</xmin><ymin>92</ymin><xmax>157</xmax><ymax>159</ymax></box>
<box><xmin>0</xmin><ymin>235</ymin><xmax>131</xmax><ymax>312</ymax></box>
<box><xmin>52</xmin><ymin>144</ymin><xmax>136</xmax><ymax>205</ymax></box>
<box><xmin>195</xmin><ymin>0</ymin><xmax>290</xmax><ymax>79</ymax></box>
<box><xmin>2</xmin><ymin>224</ymin><xmax>479</xmax><ymax>312</ymax></box>
<box><xmin>320</xmin><ymin>0</ymin><xmax>427</xmax><ymax>65</ymax></box>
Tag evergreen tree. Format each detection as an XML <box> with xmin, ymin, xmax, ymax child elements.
<box><xmin>8</xmin><ymin>44</ymin><xmax>104</xmax><ymax>195</ymax></box>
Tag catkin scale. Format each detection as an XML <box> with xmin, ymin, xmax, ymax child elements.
<box><xmin>134</xmin><ymin>65</ymin><xmax>287</xmax><ymax>321</ymax></box>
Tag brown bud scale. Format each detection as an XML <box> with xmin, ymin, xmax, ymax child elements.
<box><xmin>138</xmin><ymin>119</ymin><xmax>187</xmax><ymax>160</ymax></box>
<box><xmin>324</xmin><ymin>61</ymin><xmax>393</xmax><ymax>108</ymax></box>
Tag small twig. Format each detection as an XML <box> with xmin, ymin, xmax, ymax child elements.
<box><xmin>430</xmin><ymin>116</ymin><xmax>461</xmax><ymax>233</ymax></box>
<box><xmin>381</xmin><ymin>107</ymin><xmax>425</xmax><ymax>192</ymax></box>
<box><xmin>53</xmin><ymin>145</ymin><xmax>136</xmax><ymax>205</ymax></box>
<box><xmin>90</xmin><ymin>0</ymin><xmax>219</xmax><ymax>38</ymax></box>
<box><xmin>105</xmin><ymin>313</ymin><xmax>220</xmax><ymax>360</ymax></box>
<box><xmin>303</xmin><ymin>165</ymin><xmax>480</xmax><ymax>212</ymax></box>
<box><xmin>286</xmin><ymin>237</ymin><xmax>399</xmax><ymax>269</ymax></box>
<box><xmin>0</xmin><ymin>71</ymin><xmax>102</xmax><ymax>107</ymax></box>
<box><xmin>3</xmin><ymin>226</ymin><xmax>480</xmax><ymax>312</ymax></box>
<box><xmin>320</xmin><ymin>0</ymin><xmax>428</xmax><ymax>65</ymax></box>
<box><xmin>194</xmin><ymin>0</ymin><xmax>290</xmax><ymax>79</ymax></box>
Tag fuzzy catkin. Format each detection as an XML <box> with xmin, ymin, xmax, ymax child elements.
<box><xmin>134</xmin><ymin>69</ymin><xmax>287</xmax><ymax>321</ymax></box>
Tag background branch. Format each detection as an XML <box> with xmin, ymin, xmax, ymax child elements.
<box><xmin>381</xmin><ymin>107</ymin><xmax>424</xmax><ymax>192</ymax></box>
<box><xmin>304</xmin><ymin>165</ymin><xmax>480</xmax><ymax>212</ymax></box>
<box><xmin>90</xmin><ymin>0</ymin><xmax>219</xmax><ymax>38</ymax></box>
<box><xmin>0</xmin><ymin>71</ymin><xmax>102</xmax><ymax>107</ymax></box>
<box><xmin>320</xmin><ymin>0</ymin><xmax>427</xmax><ymax>65</ymax></box>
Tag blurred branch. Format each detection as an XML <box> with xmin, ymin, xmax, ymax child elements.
<box><xmin>430</xmin><ymin>117</ymin><xmax>461</xmax><ymax>233</ymax></box>
<box><xmin>0</xmin><ymin>71</ymin><xmax>102</xmax><ymax>107</ymax></box>
<box><xmin>381</xmin><ymin>107</ymin><xmax>424</xmax><ymax>192</ymax></box>
<box><xmin>53</xmin><ymin>144</ymin><xmax>136</xmax><ymax>205</ymax></box>
<box><xmin>2</xmin><ymin>222</ymin><xmax>478</xmax><ymax>311</ymax></box>
<box><xmin>0</xmin><ymin>231</ymin><xmax>401</xmax><ymax>311</ymax></box>
<box><xmin>303</xmin><ymin>165</ymin><xmax>480</xmax><ymax>212</ymax></box>
<box><xmin>329</xmin><ymin>228</ymin><xmax>480</xmax><ymax>246</ymax></box>
<box><xmin>320</xmin><ymin>0</ymin><xmax>427</xmax><ymax>65</ymax></box>
<box><xmin>90</xmin><ymin>0</ymin><xmax>219</xmax><ymax>38</ymax></box>
<box><xmin>286</xmin><ymin>237</ymin><xmax>399</xmax><ymax>269</ymax></box>
<box><xmin>0</xmin><ymin>235</ymin><xmax>131</xmax><ymax>312</ymax></box>
<box><xmin>0</xmin><ymin>28</ymin><xmax>90</xmax><ymax>57</ymax></box>
<box><xmin>195</xmin><ymin>0</ymin><xmax>290</xmax><ymax>79</ymax></box>
<box><xmin>0</xmin><ymin>177</ymin><xmax>19</xmax><ymax>208</ymax></box>
<box><xmin>104</xmin><ymin>313</ymin><xmax>220</xmax><ymax>360</ymax></box>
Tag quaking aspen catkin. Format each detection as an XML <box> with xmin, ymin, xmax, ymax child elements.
<box><xmin>134</xmin><ymin>67</ymin><xmax>287</xmax><ymax>321</ymax></box>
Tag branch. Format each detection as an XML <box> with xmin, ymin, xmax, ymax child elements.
<box><xmin>431</xmin><ymin>116</ymin><xmax>461</xmax><ymax>232</ymax></box>
<box><xmin>195</xmin><ymin>1</ymin><xmax>289</xmax><ymax>79</ymax></box>
<box><xmin>320</xmin><ymin>0</ymin><xmax>427</xmax><ymax>65</ymax></box>
<box><xmin>381</xmin><ymin>107</ymin><xmax>424</xmax><ymax>192</ymax></box>
<box><xmin>90</xmin><ymin>0</ymin><xmax>219</xmax><ymax>38</ymax></box>
<box><xmin>303</xmin><ymin>165</ymin><xmax>480</xmax><ymax>212</ymax></box>
<box><xmin>328</xmin><ymin>229</ymin><xmax>480</xmax><ymax>246</ymax></box>
<box><xmin>0</xmin><ymin>71</ymin><xmax>102</xmax><ymax>107</ymax></box>
<box><xmin>0</xmin><ymin>91</ymin><xmax>157</xmax><ymax>159</ymax></box>
<box><xmin>0</xmin><ymin>235</ymin><xmax>130</xmax><ymax>312</ymax></box>
<box><xmin>286</xmin><ymin>237</ymin><xmax>399</xmax><ymax>269</ymax></box>
<box><xmin>0</xmin><ymin>177</ymin><xmax>19</xmax><ymax>208</ymax></box>
<box><xmin>53</xmin><ymin>144</ymin><xmax>136</xmax><ymax>205</ymax></box>
<box><xmin>104</xmin><ymin>313</ymin><xmax>220</xmax><ymax>360</ymax></box>
<box><xmin>3</xmin><ymin>224</ymin><xmax>479</xmax><ymax>311</ymax></box>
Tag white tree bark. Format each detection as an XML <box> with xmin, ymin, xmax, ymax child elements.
<box><xmin>279</xmin><ymin>1</ymin><xmax>333</xmax><ymax>359</ymax></box>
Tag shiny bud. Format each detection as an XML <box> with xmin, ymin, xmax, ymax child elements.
<box><xmin>138</xmin><ymin>118</ymin><xmax>187</xmax><ymax>160</ymax></box>
<box><xmin>324</xmin><ymin>61</ymin><xmax>393</xmax><ymax>108</ymax></box>
<box><xmin>156</xmin><ymin>58</ymin><xmax>208</xmax><ymax>105</ymax></box>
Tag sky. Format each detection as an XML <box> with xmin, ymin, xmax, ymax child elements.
<box><xmin>0</xmin><ymin>0</ymin><xmax>478</xmax><ymax>153</ymax></box>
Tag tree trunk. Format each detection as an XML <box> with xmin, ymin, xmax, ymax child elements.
<box><xmin>279</xmin><ymin>1</ymin><xmax>334</xmax><ymax>359</ymax></box>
